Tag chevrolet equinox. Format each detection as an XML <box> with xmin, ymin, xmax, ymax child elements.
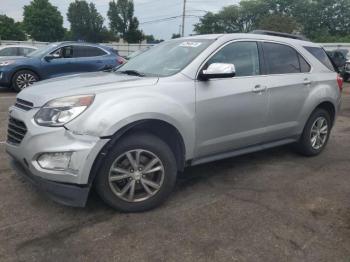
<box><xmin>6</xmin><ymin>33</ymin><xmax>343</xmax><ymax>212</ymax></box>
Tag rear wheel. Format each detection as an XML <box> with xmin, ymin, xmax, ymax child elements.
<box><xmin>296</xmin><ymin>108</ymin><xmax>331</xmax><ymax>156</ymax></box>
<box><xmin>12</xmin><ymin>70</ymin><xmax>38</xmax><ymax>92</ymax></box>
<box><xmin>95</xmin><ymin>133</ymin><xmax>177</xmax><ymax>212</ymax></box>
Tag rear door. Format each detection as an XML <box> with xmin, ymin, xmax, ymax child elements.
<box><xmin>71</xmin><ymin>45</ymin><xmax>112</xmax><ymax>72</ymax></box>
<box><xmin>261</xmin><ymin>42</ymin><xmax>312</xmax><ymax>141</ymax></box>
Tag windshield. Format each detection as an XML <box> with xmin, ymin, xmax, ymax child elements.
<box><xmin>116</xmin><ymin>39</ymin><xmax>214</xmax><ymax>77</ymax></box>
<box><xmin>26</xmin><ymin>43</ymin><xmax>59</xmax><ymax>58</ymax></box>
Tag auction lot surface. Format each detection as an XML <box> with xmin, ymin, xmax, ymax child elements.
<box><xmin>0</xmin><ymin>85</ymin><xmax>350</xmax><ymax>262</ymax></box>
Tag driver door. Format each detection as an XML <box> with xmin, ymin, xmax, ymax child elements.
<box><xmin>42</xmin><ymin>46</ymin><xmax>76</xmax><ymax>78</ymax></box>
<box><xmin>195</xmin><ymin>41</ymin><xmax>269</xmax><ymax>158</ymax></box>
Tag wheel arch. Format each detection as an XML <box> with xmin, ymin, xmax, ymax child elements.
<box><xmin>314</xmin><ymin>101</ymin><xmax>336</xmax><ymax>127</ymax></box>
<box><xmin>88</xmin><ymin>119</ymin><xmax>187</xmax><ymax>185</ymax></box>
<box><xmin>10</xmin><ymin>67</ymin><xmax>41</xmax><ymax>83</ymax></box>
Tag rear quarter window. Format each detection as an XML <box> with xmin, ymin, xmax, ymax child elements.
<box><xmin>304</xmin><ymin>46</ymin><xmax>335</xmax><ymax>71</ymax></box>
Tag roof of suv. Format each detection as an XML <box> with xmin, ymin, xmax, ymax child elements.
<box><xmin>181</xmin><ymin>33</ymin><xmax>319</xmax><ymax>47</ymax></box>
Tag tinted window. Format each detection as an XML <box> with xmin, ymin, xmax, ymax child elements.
<box><xmin>0</xmin><ymin>47</ymin><xmax>18</xmax><ymax>56</ymax></box>
<box><xmin>304</xmin><ymin>46</ymin><xmax>335</xmax><ymax>71</ymax></box>
<box><xmin>207</xmin><ymin>41</ymin><xmax>260</xmax><ymax>77</ymax></box>
<box><xmin>299</xmin><ymin>54</ymin><xmax>311</xmax><ymax>73</ymax></box>
<box><xmin>73</xmin><ymin>46</ymin><xmax>106</xmax><ymax>58</ymax></box>
<box><xmin>263</xmin><ymin>43</ymin><xmax>301</xmax><ymax>74</ymax></box>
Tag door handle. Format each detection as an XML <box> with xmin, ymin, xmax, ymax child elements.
<box><xmin>303</xmin><ymin>78</ymin><xmax>312</xmax><ymax>85</ymax></box>
<box><xmin>252</xmin><ymin>85</ymin><xmax>267</xmax><ymax>93</ymax></box>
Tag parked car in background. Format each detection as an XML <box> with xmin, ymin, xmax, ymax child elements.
<box><xmin>0</xmin><ymin>45</ymin><xmax>37</xmax><ymax>58</ymax></box>
<box><xmin>6</xmin><ymin>32</ymin><xmax>342</xmax><ymax>212</ymax></box>
<box><xmin>343</xmin><ymin>60</ymin><xmax>350</xmax><ymax>81</ymax></box>
<box><xmin>0</xmin><ymin>42</ymin><xmax>123</xmax><ymax>92</ymax></box>
<box><xmin>326</xmin><ymin>50</ymin><xmax>347</xmax><ymax>72</ymax></box>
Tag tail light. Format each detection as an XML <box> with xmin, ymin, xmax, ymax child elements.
<box><xmin>117</xmin><ymin>56</ymin><xmax>126</xmax><ymax>65</ymax></box>
<box><xmin>337</xmin><ymin>74</ymin><xmax>343</xmax><ymax>92</ymax></box>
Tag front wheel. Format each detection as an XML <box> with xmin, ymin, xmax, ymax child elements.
<box><xmin>296</xmin><ymin>108</ymin><xmax>331</xmax><ymax>156</ymax></box>
<box><xmin>94</xmin><ymin>133</ymin><xmax>178</xmax><ymax>212</ymax></box>
<box><xmin>12</xmin><ymin>70</ymin><xmax>39</xmax><ymax>92</ymax></box>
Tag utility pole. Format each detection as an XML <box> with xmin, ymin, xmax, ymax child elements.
<box><xmin>181</xmin><ymin>0</ymin><xmax>187</xmax><ymax>37</ymax></box>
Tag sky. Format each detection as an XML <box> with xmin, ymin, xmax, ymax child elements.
<box><xmin>0</xmin><ymin>0</ymin><xmax>238</xmax><ymax>40</ymax></box>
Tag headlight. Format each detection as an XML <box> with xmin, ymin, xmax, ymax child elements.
<box><xmin>0</xmin><ymin>60</ymin><xmax>15</xmax><ymax>66</ymax></box>
<box><xmin>34</xmin><ymin>95</ymin><xmax>95</xmax><ymax>126</ymax></box>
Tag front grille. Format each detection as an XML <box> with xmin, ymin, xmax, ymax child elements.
<box><xmin>7</xmin><ymin>117</ymin><xmax>27</xmax><ymax>145</ymax></box>
<box><xmin>15</xmin><ymin>98</ymin><xmax>34</xmax><ymax>111</ymax></box>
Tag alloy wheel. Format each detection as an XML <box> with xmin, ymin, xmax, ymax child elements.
<box><xmin>310</xmin><ymin>116</ymin><xmax>328</xmax><ymax>150</ymax></box>
<box><xmin>108</xmin><ymin>149</ymin><xmax>165</xmax><ymax>202</ymax></box>
<box><xmin>16</xmin><ymin>73</ymin><xmax>37</xmax><ymax>90</ymax></box>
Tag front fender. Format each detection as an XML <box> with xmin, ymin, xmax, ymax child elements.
<box><xmin>66</xmin><ymin>89</ymin><xmax>196</xmax><ymax>159</ymax></box>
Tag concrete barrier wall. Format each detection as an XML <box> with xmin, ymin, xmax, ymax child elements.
<box><xmin>0</xmin><ymin>40</ymin><xmax>154</xmax><ymax>57</ymax></box>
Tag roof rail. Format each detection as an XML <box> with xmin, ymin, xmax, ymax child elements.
<box><xmin>251</xmin><ymin>30</ymin><xmax>309</xmax><ymax>41</ymax></box>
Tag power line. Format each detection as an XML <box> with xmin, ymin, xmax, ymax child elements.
<box><xmin>140</xmin><ymin>15</ymin><xmax>202</xmax><ymax>25</ymax></box>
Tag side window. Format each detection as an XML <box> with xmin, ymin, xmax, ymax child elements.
<box><xmin>50</xmin><ymin>46</ymin><xmax>73</xmax><ymax>58</ymax></box>
<box><xmin>304</xmin><ymin>46</ymin><xmax>335</xmax><ymax>71</ymax></box>
<box><xmin>263</xmin><ymin>42</ymin><xmax>301</xmax><ymax>74</ymax></box>
<box><xmin>0</xmin><ymin>47</ymin><xmax>18</xmax><ymax>56</ymax></box>
<box><xmin>299</xmin><ymin>54</ymin><xmax>311</xmax><ymax>73</ymax></box>
<box><xmin>73</xmin><ymin>46</ymin><xmax>107</xmax><ymax>58</ymax></box>
<box><xmin>18</xmin><ymin>47</ymin><xmax>36</xmax><ymax>56</ymax></box>
<box><xmin>207</xmin><ymin>41</ymin><xmax>260</xmax><ymax>77</ymax></box>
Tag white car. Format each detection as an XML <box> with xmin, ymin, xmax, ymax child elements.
<box><xmin>0</xmin><ymin>45</ymin><xmax>37</xmax><ymax>58</ymax></box>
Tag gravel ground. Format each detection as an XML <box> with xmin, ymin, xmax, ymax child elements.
<box><xmin>0</xmin><ymin>84</ymin><xmax>350</xmax><ymax>262</ymax></box>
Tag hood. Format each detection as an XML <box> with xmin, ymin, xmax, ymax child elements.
<box><xmin>17</xmin><ymin>71</ymin><xmax>159</xmax><ymax>107</ymax></box>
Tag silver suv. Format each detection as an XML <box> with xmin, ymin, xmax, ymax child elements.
<box><xmin>6</xmin><ymin>33</ymin><xmax>343</xmax><ymax>212</ymax></box>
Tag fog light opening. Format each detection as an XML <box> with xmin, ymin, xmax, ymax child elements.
<box><xmin>37</xmin><ymin>152</ymin><xmax>73</xmax><ymax>171</ymax></box>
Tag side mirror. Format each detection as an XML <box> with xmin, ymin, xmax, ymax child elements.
<box><xmin>200</xmin><ymin>63</ymin><xmax>236</xmax><ymax>80</ymax></box>
<box><xmin>44</xmin><ymin>53</ymin><xmax>60</xmax><ymax>62</ymax></box>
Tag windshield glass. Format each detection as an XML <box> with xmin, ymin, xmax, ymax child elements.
<box><xmin>116</xmin><ymin>39</ymin><xmax>214</xmax><ymax>77</ymax></box>
<box><xmin>26</xmin><ymin>43</ymin><xmax>59</xmax><ymax>58</ymax></box>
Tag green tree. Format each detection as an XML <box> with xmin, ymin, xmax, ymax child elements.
<box><xmin>23</xmin><ymin>0</ymin><xmax>64</xmax><ymax>41</ymax></box>
<box><xmin>108</xmin><ymin>0</ymin><xmax>144</xmax><ymax>43</ymax></box>
<box><xmin>67</xmin><ymin>0</ymin><xmax>110</xmax><ymax>42</ymax></box>
<box><xmin>194</xmin><ymin>0</ymin><xmax>350</xmax><ymax>42</ymax></box>
<box><xmin>0</xmin><ymin>15</ymin><xmax>26</xmax><ymax>40</ymax></box>
<box><xmin>258</xmin><ymin>14</ymin><xmax>298</xmax><ymax>33</ymax></box>
<box><xmin>194</xmin><ymin>1</ymin><xmax>267</xmax><ymax>34</ymax></box>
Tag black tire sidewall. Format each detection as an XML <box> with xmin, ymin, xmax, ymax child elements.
<box><xmin>95</xmin><ymin>133</ymin><xmax>178</xmax><ymax>212</ymax></box>
<box><xmin>12</xmin><ymin>70</ymin><xmax>38</xmax><ymax>92</ymax></box>
<box><xmin>298</xmin><ymin>108</ymin><xmax>331</xmax><ymax>156</ymax></box>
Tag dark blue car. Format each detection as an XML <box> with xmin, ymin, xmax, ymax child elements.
<box><xmin>0</xmin><ymin>42</ymin><xmax>123</xmax><ymax>92</ymax></box>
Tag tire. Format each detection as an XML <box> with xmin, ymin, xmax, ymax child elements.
<box><xmin>94</xmin><ymin>132</ymin><xmax>178</xmax><ymax>212</ymax></box>
<box><xmin>296</xmin><ymin>108</ymin><xmax>331</xmax><ymax>156</ymax></box>
<box><xmin>11</xmin><ymin>70</ymin><xmax>39</xmax><ymax>92</ymax></box>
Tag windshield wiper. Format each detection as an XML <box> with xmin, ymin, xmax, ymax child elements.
<box><xmin>118</xmin><ymin>70</ymin><xmax>146</xmax><ymax>77</ymax></box>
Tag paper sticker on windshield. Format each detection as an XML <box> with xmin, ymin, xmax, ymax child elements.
<box><xmin>179</xmin><ymin>42</ymin><xmax>202</xmax><ymax>48</ymax></box>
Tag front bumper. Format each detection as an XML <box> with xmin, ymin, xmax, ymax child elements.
<box><xmin>9</xmin><ymin>158</ymin><xmax>90</xmax><ymax>207</ymax></box>
<box><xmin>6</xmin><ymin>106</ymin><xmax>110</xmax><ymax>185</ymax></box>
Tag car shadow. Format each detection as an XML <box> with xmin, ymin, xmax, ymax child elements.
<box><xmin>85</xmin><ymin>144</ymin><xmax>299</xmax><ymax>211</ymax></box>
